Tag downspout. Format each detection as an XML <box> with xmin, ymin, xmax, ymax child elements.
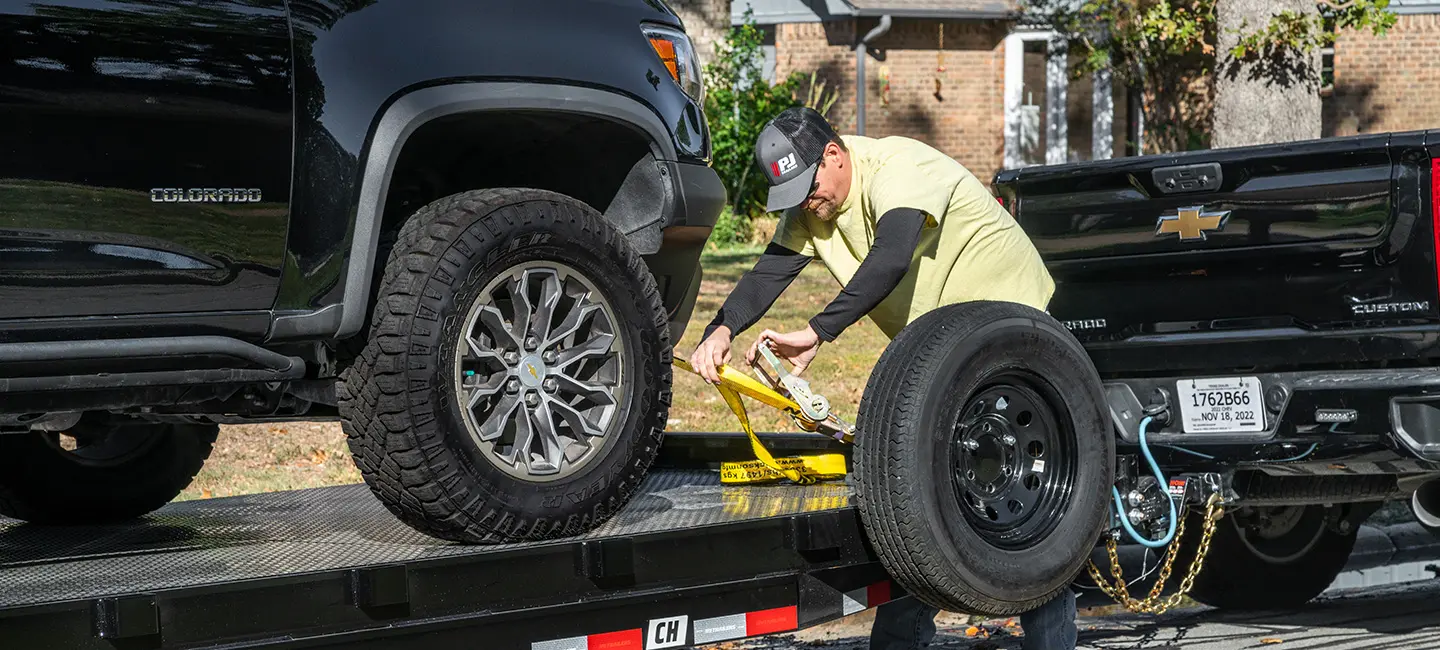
<box><xmin>855</xmin><ymin>14</ymin><xmax>892</xmax><ymax>136</ymax></box>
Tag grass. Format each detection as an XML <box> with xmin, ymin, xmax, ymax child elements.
<box><xmin>184</xmin><ymin>244</ymin><xmax>893</xmax><ymax>499</ymax></box>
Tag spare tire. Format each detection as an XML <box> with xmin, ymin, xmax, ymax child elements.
<box><xmin>853</xmin><ymin>300</ymin><xmax>1114</xmax><ymax>616</ymax></box>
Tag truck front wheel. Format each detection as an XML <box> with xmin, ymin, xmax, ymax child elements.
<box><xmin>852</xmin><ymin>301</ymin><xmax>1115</xmax><ymax>616</ymax></box>
<box><xmin>0</xmin><ymin>414</ymin><xmax>217</xmax><ymax>524</ymax></box>
<box><xmin>339</xmin><ymin>188</ymin><xmax>670</xmax><ymax>544</ymax></box>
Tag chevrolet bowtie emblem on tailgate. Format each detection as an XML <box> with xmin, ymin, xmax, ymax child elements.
<box><xmin>1155</xmin><ymin>206</ymin><xmax>1231</xmax><ymax>242</ymax></box>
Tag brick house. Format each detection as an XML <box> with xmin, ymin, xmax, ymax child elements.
<box><xmin>710</xmin><ymin>0</ymin><xmax>1440</xmax><ymax>183</ymax></box>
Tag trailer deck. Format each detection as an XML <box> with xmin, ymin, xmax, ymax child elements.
<box><xmin>0</xmin><ymin>433</ymin><xmax>898</xmax><ymax>650</ymax></box>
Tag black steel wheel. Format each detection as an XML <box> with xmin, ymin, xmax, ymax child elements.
<box><xmin>949</xmin><ymin>374</ymin><xmax>1077</xmax><ymax>550</ymax></box>
<box><xmin>853</xmin><ymin>300</ymin><xmax>1113</xmax><ymax>616</ymax></box>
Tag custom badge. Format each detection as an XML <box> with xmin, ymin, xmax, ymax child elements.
<box><xmin>1155</xmin><ymin>206</ymin><xmax>1231</xmax><ymax>242</ymax></box>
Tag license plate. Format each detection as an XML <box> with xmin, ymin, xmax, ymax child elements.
<box><xmin>1175</xmin><ymin>376</ymin><xmax>1264</xmax><ymax>434</ymax></box>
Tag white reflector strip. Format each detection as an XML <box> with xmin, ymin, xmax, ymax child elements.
<box><xmin>691</xmin><ymin>613</ymin><xmax>747</xmax><ymax>644</ymax></box>
<box><xmin>532</xmin><ymin>636</ymin><xmax>588</xmax><ymax>650</ymax></box>
<box><xmin>842</xmin><ymin>586</ymin><xmax>868</xmax><ymax>615</ymax></box>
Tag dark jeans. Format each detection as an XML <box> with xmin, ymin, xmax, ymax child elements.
<box><xmin>869</xmin><ymin>588</ymin><xmax>1077</xmax><ymax>650</ymax></box>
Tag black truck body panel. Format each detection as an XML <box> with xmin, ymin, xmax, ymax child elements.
<box><xmin>996</xmin><ymin>130</ymin><xmax>1440</xmax><ymax>467</ymax></box>
<box><xmin>0</xmin><ymin>0</ymin><xmax>720</xmax><ymax>347</ymax></box>
<box><xmin>996</xmin><ymin>130</ymin><xmax>1440</xmax><ymax>378</ymax></box>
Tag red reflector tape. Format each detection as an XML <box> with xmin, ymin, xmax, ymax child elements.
<box><xmin>746</xmin><ymin>605</ymin><xmax>798</xmax><ymax>636</ymax></box>
<box><xmin>692</xmin><ymin>604</ymin><xmax>800</xmax><ymax>644</ymax></box>
<box><xmin>531</xmin><ymin>628</ymin><xmax>643</xmax><ymax>650</ymax></box>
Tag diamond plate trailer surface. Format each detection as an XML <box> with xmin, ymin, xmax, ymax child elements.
<box><xmin>0</xmin><ymin>465</ymin><xmax>899</xmax><ymax>650</ymax></box>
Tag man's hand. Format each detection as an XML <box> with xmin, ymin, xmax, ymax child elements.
<box><xmin>749</xmin><ymin>325</ymin><xmax>822</xmax><ymax>376</ymax></box>
<box><xmin>689</xmin><ymin>326</ymin><xmax>733</xmax><ymax>385</ymax></box>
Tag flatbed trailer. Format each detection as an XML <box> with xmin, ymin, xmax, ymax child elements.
<box><xmin>0</xmin><ymin>432</ymin><xmax>907</xmax><ymax>650</ymax></box>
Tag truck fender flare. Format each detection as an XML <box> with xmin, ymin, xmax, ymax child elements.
<box><xmin>338</xmin><ymin>81</ymin><xmax>679</xmax><ymax>340</ymax></box>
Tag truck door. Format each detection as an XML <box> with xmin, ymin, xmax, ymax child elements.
<box><xmin>0</xmin><ymin>0</ymin><xmax>292</xmax><ymax>324</ymax></box>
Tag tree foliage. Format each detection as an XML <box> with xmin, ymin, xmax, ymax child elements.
<box><xmin>702</xmin><ymin>8</ymin><xmax>807</xmax><ymax>244</ymax></box>
<box><xmin>1021</xmin><ymin>0</ymin><xmax>1396</xmax><ymax>153</ymax></box>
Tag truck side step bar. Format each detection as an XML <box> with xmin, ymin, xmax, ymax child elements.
<box><xmin>0</xmin><ymin>336</ymin><xmax>305</xmax><ymax>393</ymax></box>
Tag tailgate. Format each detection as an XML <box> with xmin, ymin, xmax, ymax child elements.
<box><xmin>994</xmin><ymin>130</ymin><xmax>1440</xmax><ymax>375</ymax></box>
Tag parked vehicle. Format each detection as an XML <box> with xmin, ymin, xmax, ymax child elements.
<box><xmin>0</xmin><ymin>0</ymin><xmax>725</xmax><ymax>544</ymax></box>
<box><xmin>984</xmin><ymin>130</ymin><xmax>1440</xmax><ymax>609</ymax></box>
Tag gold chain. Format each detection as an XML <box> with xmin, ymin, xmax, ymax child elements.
<box><xmin>1085</xmin><ymin>492</ymin><xmax>1225</xmax><ymax>616</ymax></box>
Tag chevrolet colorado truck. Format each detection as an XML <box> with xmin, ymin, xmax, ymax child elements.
<box><xmin>988</xmin><ymin>129</ymin><xmax>1440</xmax><ymax>609</ymax></box>
<box><xmin>0</xmin><ymin>0</ymin><xmax>725</xmax><ymax>544</ymax></box>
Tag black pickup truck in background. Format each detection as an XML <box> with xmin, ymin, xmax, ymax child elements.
<box><xmin>994</xmin><ymin>130</ymin><xmax>1440</xmax><ymax>609</ymax></box>
<box><xmin>0</xmin><ymin>0</ymin><xmax>724</xmax><ymax>545</ymax></box>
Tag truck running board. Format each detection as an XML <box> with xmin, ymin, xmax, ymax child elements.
<box><xmin>0</xmin><ymin>336</ymin><xmax>305</xmax><ymax>393</ymax></box>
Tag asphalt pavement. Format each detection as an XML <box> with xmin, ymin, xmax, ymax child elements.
<box><xmin>714</xmin><ymin>508</ymin><xmax>1440</xmax><ymax>649</ymax></box>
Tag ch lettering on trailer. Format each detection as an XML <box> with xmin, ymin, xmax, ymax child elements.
<box><xmin>645</xmin><ymin>615</ymin><xmax>688</xmax><ymax>649</ymax></box>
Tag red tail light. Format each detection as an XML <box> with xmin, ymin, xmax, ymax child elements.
<box><xmin>1433</xmin><ymin>157</ymin><xmax>1439</xmax><ymax>291</ymax></box>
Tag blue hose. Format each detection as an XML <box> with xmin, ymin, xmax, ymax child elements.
<box><xmin>1111</xmin><ymin>415</ymin><xmax>1180</xmax><ymax>548</ymax></box>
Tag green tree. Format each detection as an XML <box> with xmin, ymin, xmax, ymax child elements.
<box><xmin>703</xmin><ymin>8</ymin><xmax>805</xmax><ymax>244</ymax></box>
<box><xmin>1022</xmin><ymin>0</ymin><xmax>1395</xmax><ymax>153</ymax></box>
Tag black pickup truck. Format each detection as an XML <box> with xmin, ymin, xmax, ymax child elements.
<box><xmin>990</xmin><ymin>130</ymin><xmax>1440</xmax><ymax>609</ymax></box>
<box><xmin>0</xmin><ymin>0</ymin><xmax>724</xmax><ymax>544</ymax></box>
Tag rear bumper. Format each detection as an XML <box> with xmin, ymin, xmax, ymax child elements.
<box><xmin>1104</xmin><ymin>368</ymin><xmax>1440</xmax><ymax>461</ymax></box>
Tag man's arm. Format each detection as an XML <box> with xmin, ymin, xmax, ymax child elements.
<box><xmin>702</xmin><ymin>242</ymin><xmax>812</xmax><ymax>341</ymax></box>
<box><xmin>807</xmin><ymin>207</ymin><xmax>928</xmax><ymax>342</ymax></box>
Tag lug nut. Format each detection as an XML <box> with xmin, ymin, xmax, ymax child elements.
<box><xmin>542</xmin><ymin>349</ymin><xmax>557</xmax><ymax>363</ymax></box>
<box><xmin>506</xmin><ymin>378</ymin><xmax>521</xmax><ymax>394</ymax></box>
<box><xmin>1002</xmin><ymin>434</ymin><xmax>1016</xmax><ymax>446</ymax></box>
<box><xmin>963</xmin><ymin>439</ymin><xmax>980</xmax><ymax>451</ymax></box>
<box><xmin>542</xmin><ymin>377</ymin><xmax>558</xmax><ymax>393</ymax></box>
<box><xmin>525</xmin><ymin>336</ymin><xmax>539</xmax><ymax>351</ymax></box>
<box><xmin>525</xmin><ymin>392</ymin><xmax>540</xmax><ymax>407</ymax></box>
<box><xmin>504</xmin><ymin>351</ymin><xmax>520</xmax><ymax>365</ymax></box>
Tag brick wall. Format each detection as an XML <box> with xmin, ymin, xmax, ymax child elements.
<box><xmin>668</xmin><ymin>0</ymin><xmax>733</xmax><ymax>67</ymax></box>
<box><xmin>775</xmin><ymin>20</ymin><xmax>860</xmax><ymax>133</ymax></box>
<box><xmin>776</xmin><ymin>18</ymin><xmax>1011</xmax><ymax>181</ymax></box>
<box><xmin>1324</xmin><ymin>13</ymin><xmax>1440</xmax><ymax>137</ymax></box>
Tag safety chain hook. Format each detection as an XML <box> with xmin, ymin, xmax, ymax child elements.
<box><xmin>1085</xmin><ymin>492</ymin><xmax>1226</xmax><ymax>616</ymax></box>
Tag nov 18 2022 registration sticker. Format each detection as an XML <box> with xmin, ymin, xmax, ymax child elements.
<box><xmin>1175</xmin><ymin>376</ymin><xmax>1264</xmax><ymax>434</ymax></box>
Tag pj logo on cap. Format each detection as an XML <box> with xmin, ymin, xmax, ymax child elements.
<box><xmin>772</xmin><ymin>153</ymin><xmax>799</xmax><ymax>178</ymax></box>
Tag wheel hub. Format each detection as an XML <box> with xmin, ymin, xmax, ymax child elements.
<box><xmin>949</xmin><ymin>376</ymin><xmax>1075</xmax><ymax>550</ymax></box>
<box><xmin>517</xmin><ymin>355</ymin><xmax>548</xmax><ymax>389</ymax></box>
<box><xmin>960</xmin><ymin>418</ymin><xmax>1015</xmax><ymax>489</ymax></box>
<box><xmin>453</xmin><ymin>261</ymin><xmax>625</xmax><ymax>482</ymax></box>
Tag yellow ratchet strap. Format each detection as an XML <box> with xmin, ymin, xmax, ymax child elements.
<box><xmin>673</xmin><ymin>356</ymin><xmax>847</xmax><ymax>485</ymax></box>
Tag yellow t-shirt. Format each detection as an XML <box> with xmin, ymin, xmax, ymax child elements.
<box><xmin>772</xmin><ymin>134</ymin><xmax>1055</xmax><ymax>340</ymax></box>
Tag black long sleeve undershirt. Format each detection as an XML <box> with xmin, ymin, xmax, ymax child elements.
<box><xmin>702</xmin><ymin>207</ymin><xmax>928</xmax><ymax>343</ymax></box>
<box><xmin>702</xmin><ymin>242</ymin><xmax>812</xmax><ymax>340</ymax></box>
<box><xmin>808</xmin><ymin>207</ymin><xmax>927</xmax><ymax>342</ymax></box>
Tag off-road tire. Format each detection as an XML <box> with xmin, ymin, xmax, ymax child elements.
<box><xmin>0</xmin><ymin>414</ymin><xmax>217</xmax><ymax>524</ymax></box>
<box><xmin>338</xmin><ymin>187</ymin><xmax>670</xmax><ymax>544</ymax></box>
<box><xmin>1173</xmin><ymin>504</ymin><xmax>1357</xmax><ymax>609</ymax></box>
<box><xmin>853</xmin><ymin>300</ymin><xmax>1114</xmax><ymax>616</ymax></box>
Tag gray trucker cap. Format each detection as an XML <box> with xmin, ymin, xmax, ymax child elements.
<box><xmin>755</xmin><ymin>107</ymin><xmax>840</xmax><ymax>213</ymax></box>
